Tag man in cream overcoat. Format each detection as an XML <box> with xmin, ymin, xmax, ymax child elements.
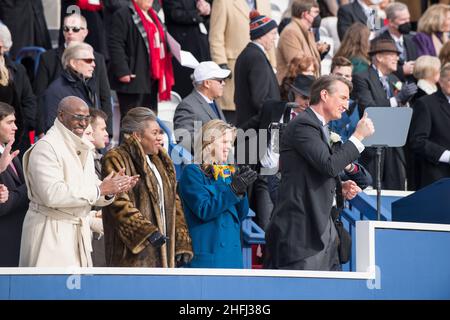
<box><xmin>19</xmin><ymin>96</ymin><xmax>137</xmax><ymax>268</ymax></box>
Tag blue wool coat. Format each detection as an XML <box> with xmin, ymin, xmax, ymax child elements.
<box><xmin>178</xmin><ymin>164</ymin><xmax>249</xmax><ymax>268</ymax></box>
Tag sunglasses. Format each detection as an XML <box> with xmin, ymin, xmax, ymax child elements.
<box><xmin>77</xmin><ymin>58</ymin><xmax>95</xmax><ymax>64</ymax></box>
<box><xmin>210</xmin><ymin>78</ymin><xmax>225</xmax><ymax>84</ymax></box>
<box><xmin>63</xmin><ymin>26</ymin><xmax>86</xmax><ymax>33</ymax></box>
<box><xmin>63</xmin><ymin>110</ymin><xmax>91</xmax><ymax>122</ymax></box>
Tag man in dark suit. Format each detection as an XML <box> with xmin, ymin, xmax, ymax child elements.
<box><xmin>255</xmin><ymin>75</ymin><xmax>314</xmax><ymax>227</ymax></box>
<box><xmin>0</xmin><ymin>102</ymin><xmax>29</xmax><ymax>267</ymax></box>
<box><xmin>173</xmin><ymin>61</ymin><xmax>230</xmax><ymax>151</ymax></box>
<box><xmin>264</xmin><ymin>75</ymin><xmax>374</xmax><ymax>271</ymax></box>
<box><xmin>337</xmin><ymin>0</ymin><xmax>376</xmax><ymax>40</ymax></box>
<box><xmin>377</xmin><ymin>2</ymin><xmax>418</xmax><ymax>82</ymax></box>
<box><xmin>34</xmin><ymin>13</ymin><xmax>113</xmax><ymax>136</ymax></box>
<box><xmin>352</xmin><ymin>38</ymin><xmax>417</xmax><ymax>190</ymax></box>
<box><xmin>408</xmin><ymin>64</ymin><xmax>450</xmax><ymax>190</ymax></box>
<box><xmin>234</xmin><ymin>11</ymin><xmax>280</xmax><ymax>131</ymax></box>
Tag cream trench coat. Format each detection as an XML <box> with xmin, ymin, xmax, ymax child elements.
<box><xmin>19</xmin><ymin>119</ymin><xmax>113</xmax><ymax>267</ymax></box>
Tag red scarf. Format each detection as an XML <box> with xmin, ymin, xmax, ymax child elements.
<box><xmin>132</xmin><ymin>0</ymin><xmax>174</xmax><ymax>101</ymax></box>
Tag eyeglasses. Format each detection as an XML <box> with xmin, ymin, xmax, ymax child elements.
<box><xmin>77</xmin><ymin>58</ymin><xmax>95</xmax><ymax>64</ymax></box>
<box><xmin>63</xmin><ymin>111</ymin><xmax>91</xmax><ymax>122</ymax></box>
<box><xmin>63</xmin><ymin>26</ymin><xmax>86</xmax><ymax>33</ymax></box>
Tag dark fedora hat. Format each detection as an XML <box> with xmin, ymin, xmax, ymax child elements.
<box><xmin>368</xmin><ymin>38</ymin><xmax>401</xmax><ymax>56</ymax></box>
<box><xmin>290</xmin><ymin>74</ymin><xmax>315</xmax><ymax>97</ymax></box>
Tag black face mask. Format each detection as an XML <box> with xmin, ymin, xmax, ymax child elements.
<box><xmin>397</xmin><ymin>22</ymin><xmax>411</xmax><ymax>35</ymax></box>
<box><xmin>312</xmin><ymin>15</ymin><xmax>321</xmax><ymax>29</ymax></box>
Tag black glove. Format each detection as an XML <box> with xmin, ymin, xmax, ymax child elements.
<box><xmin>219</xmin><ymin>63</ymin><xmax>232</xmax><ymax>79</ymax></box>
<box><xmin>148</xmin><ymin>231</ymin><xmax>169</xmax><ymax>248</ymax></box>
<box><xmin>396</xmin><ymin>82</ymin><xmax>418</xmax><ymax>104</ymax></box>
<box><xmin>175</xmin><ymin>253</ymin><xmax>192</xmax><ymax>267</ymax></box>
<box><xmin>230</xmin><ymin>166</ymin><xmax>258</xmax><ymax>196</ymax></box>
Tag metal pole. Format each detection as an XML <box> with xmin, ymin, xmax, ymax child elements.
<box><xmin>376</xmin><ymin>147</ymin><xmax>382</xmax><ymax>221</ymax></box>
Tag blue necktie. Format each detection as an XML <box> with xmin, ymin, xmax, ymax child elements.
<box><xmin>209</xmin><ymin>101</ymin><xmax>220</xmax><ymax>118</ymax></box>
<box><xmin>380</xmin><ymin>76</ymin><xmax>392</xmax><ymax>99</ymax></box>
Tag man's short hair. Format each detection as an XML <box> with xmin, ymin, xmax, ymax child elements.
<box><xmin>309</xmin><ymin>75</ymin><xmax>353</xmax><ymax>105</ymax></box>
<box><xmin>291</xmin><ymin>0</ymin><xmax>319</xmax><ymax>19</ymax></box>
<box><xmin>330</xmin><ymin>56</ymin><xmax>353</xmax><ymax>73</ymax></box>
<box><xmin>385</xmin><ymin>2</ymin><xmax>408</xmax><ymax>21</ymax></box>
<box><xmin>89</xmin><ymin>108</ymin><xmax>108</xmax><ymax>126</ymax></box>
<box><xmin>0</xmin><ymin>102</ymin><xmax>15</xmax><ymax>121</ymax></box>
<box><xmin>64</xmin><ymin>13</ymin><xmax>87</xmax><ymax>28</ymax></box>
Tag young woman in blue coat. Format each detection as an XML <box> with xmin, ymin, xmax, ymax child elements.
<box><xmin>178</xmin><ymin>120</ymin><xmax>257</xmax><ymax>268</ymax></box>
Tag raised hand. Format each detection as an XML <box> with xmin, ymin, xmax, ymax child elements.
<box><xmin>353</xmin><ymin>112</ymin><xmax>375</xmax><ymax>141</ymax></box>
<box><xmin>230</xmin><ymin>166</ymin><xmax>258</xmax><ymax>196</ymax></box>
<box><xmin>0</xmin><ymin>139</ymin><xmax>20</xmax><ymax>173</ymax></box>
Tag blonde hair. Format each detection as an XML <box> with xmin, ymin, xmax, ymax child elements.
<box><xmin>413</xmin><ymin>55</ymin><xmax>441</xmax><ymax>80</ymax></box>
<box><xmin>0</xmin><ymin>55</ymin><xmax>9</xmax><ymax>86</ymax></box>
<box><xmin>193</xmin><ymin>120</ymin><xmax>236</xmax><ymax>164</ymax></box>
<box><xmin>0</xmin><ymin>24</ymin><xmax>12</xmax><ymax>86</ymax></box>
<box><xmin>417</xmin><ymin>4</ymin><xmax>450</xmax><ymax>34</ymax></box>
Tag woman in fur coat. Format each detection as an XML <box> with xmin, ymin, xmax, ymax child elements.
<box><xmin>102</xmin><ymin>107</ymin><xmax>193</xmax><ymax>267</ymax></box>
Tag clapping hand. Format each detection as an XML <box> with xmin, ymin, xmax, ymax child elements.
<box><xmin>99</xmin><ymin>168</ymin><xmax>140</xmax><ymax>196</ymax></box>
<box><xmin>0</xmin><ymin>184</ymin><xmax>8</xmax><ymax>203</ymax></box>
<box><xmin>342</xmin><ymin>180</ymin><xmax>362</xmax><ymax>200</ymax></box>
<box><xmin>230</xmin><ymin>165</ymin><xmax>258</xmax><ymax>196</ymax></box>
<box><xmin>396</xmin><ymin>82</ymin><xmax>418</xmax><ymax>105</ymax></box>
<box><xmin>197</xmin><ymin>0</ymin><xmax>211</xmax><ymax>16</ymax></box>
<box><xmin>0</xmin><ymin>139</ymin><xmax>19</xmax><ymax>173</ymax></box>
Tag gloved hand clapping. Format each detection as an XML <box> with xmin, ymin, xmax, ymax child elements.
<box><xmin>230</xmin><ymin>165</ymin><xmax>258</xmax><ymax>196</ymax></box>
<box><xmin>175</xmin><ymin>253</ymin><xmax>192</xmax><ymax>267</ymax></box>
<box><xmin>148</xmin><ymin>231</ymin><xmax>169</xmax><ymax>248</ymax></box>
<box><xmin>396</xmin><ymin>82</ymin><xmax>418</xmax><ymax>105</ymax></box>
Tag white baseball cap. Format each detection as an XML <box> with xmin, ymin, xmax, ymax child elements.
<box><xmin>193</xmin><ymin>61</ymin><xmax>231</xmax><ymax>82</ymax></box>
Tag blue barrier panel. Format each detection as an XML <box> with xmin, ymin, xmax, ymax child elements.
<box><xmin>1</xmin><ymin>222</ymin><xmax>449</xmax><ymax>299</ymax></box>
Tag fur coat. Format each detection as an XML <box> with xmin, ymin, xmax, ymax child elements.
<box><xmin>101</xmin><ymin>135</ymin><xmax>192</xmax><ymax>267</ymax></box>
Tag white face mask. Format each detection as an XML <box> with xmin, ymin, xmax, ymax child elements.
<box><xmin>370</xmin><ymin>0</ymin><xmax>382</xmax><ymax>5</ymax></box>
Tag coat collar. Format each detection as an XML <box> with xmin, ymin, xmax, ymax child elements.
<box><xmin>233</xmin><ymin>0</ymin><xmax>250</xmax><ymax>20</ymax></box>
<box><xmin>194</xmin><ymin>90</ymin><xmax>217</xmax><ymax>119</ymax></box>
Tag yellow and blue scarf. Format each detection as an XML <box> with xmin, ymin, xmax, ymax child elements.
<box><xmin>211</xmin><ymin>165</ymin><xmax>235</xmax><ymax>181</ymax></box>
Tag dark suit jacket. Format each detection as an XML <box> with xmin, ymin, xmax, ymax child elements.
<box><xmin>34</xmin><ymin>48</ymin><xmax>113</xmax><ymax>135</ymax></box>
<box><xmin>2</xmin><ymin>57</ymin><xmax>37</xmax><ymax>154</ymax></box>
<box><xmin>108</xmin><ymin>4</ymin><xmax>156</xmax><ymax>94</ymax></box>
<box><xmin>264</xmin><ymin>108</ymin><xmax>360</xmax><ymax>268</ymax></box>
<box><xmin>163</xmin><ymin>0</ymin><xmax>212</xmax><ymax>98</ymax></box>
<box><xmin>173</xmin><ymin>89</ymin><xmax>226</xmax><ymax>150</ymax></box>
<box><xmin>352</xmin><ymin>66</ymin><xmax>406</xmax><ymax>190</ymax></box>
<box><xmin>337</xmin><ymin>1</ymin><xmax>368</xmax><ymax>40</ymax></box>
<box><xmin>377</xmin><ymin>30</ymin><xmax>418</xmax><ymax>82</ymax></box>
<box><xmin>0</xmin><ymin>154</ymin><xmax>29</xmax><ymax>266</ymax></box>
<box><xmin>234</xmin><ymin>42</ymin><xmax>280</xmax><ymax>130</ymax></box>
<box><xmin>408</xmin><ymin>89</ymin><xmax>450</xmax><ymax>189</ymax></box>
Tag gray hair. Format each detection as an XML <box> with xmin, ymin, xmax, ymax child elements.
<box><xmin>386</xmin><ymin>2</ymin><xmax>408</xmax><ymax>21</ymax></box>
<box><xmin>121</xmin><ymin>107</ymin><xmax>157</xmax><ymax>135</ymax></box>
<box><xmin>61</xmin><ymin>42</ymin><xmax>94</xmax><ymax>69</ymax></box>
<box><xmin>413</xmin><ymin>55</ymin><xmax>441</xmax><ymax>80</ymax></box>
<box><xmin>0</xmin><ymin>23</ymin><xmax>12</xmax><ymax>51</ymax></box>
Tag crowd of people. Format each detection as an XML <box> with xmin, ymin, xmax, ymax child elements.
<box><xmin>0</xmin><ymin>0</ymin><xmax>449</xmax><ymax>272</ymax></box>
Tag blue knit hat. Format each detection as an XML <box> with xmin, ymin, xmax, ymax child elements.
<box><xmin>249</xmin><ymin>10</ymin><xmax>277</xmax><ymax>40</ymax></box>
